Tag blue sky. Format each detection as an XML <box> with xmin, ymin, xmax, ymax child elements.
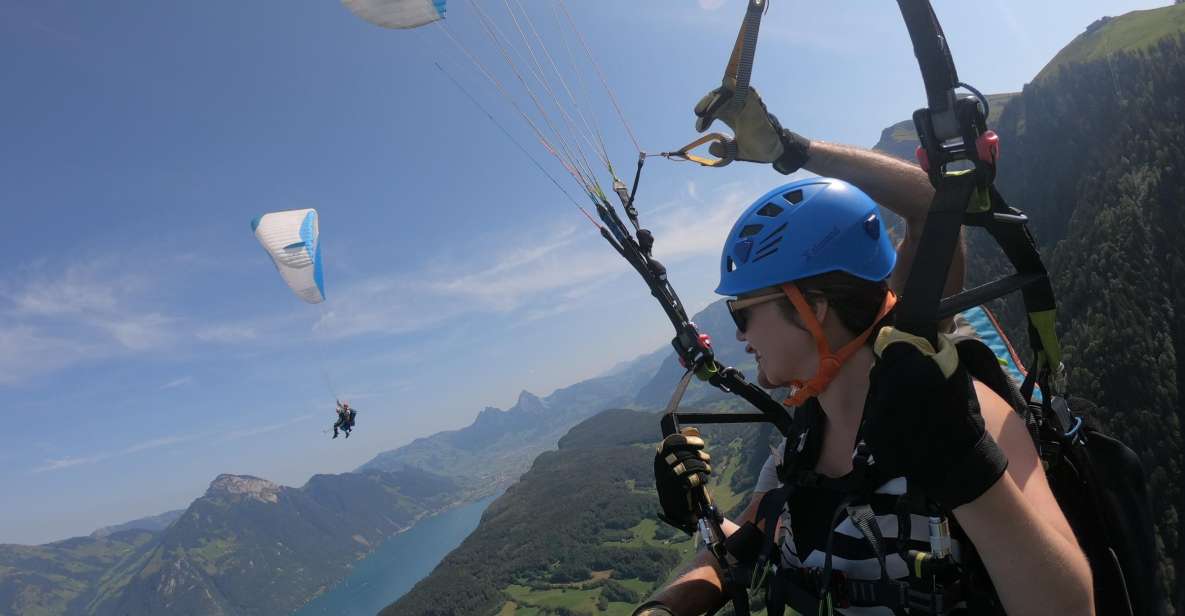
<box><xmin>0</xmin><ymin>0</ymin><xmax>1167</xmax><ymax>544</ymax></box>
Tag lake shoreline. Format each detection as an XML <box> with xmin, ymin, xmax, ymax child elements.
<box><xmin>292</xmin><ymin>492</ymin><xmax>501</xmax><ymax>615</ymax></box>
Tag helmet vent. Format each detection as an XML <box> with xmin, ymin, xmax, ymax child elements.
<box><xmin>734</xmin><ymin>239</ymin><xmax>754</xmax><ymax>263</ymax></box>
<box><xmin>752</xmin><ymin>245</ymin><xmax>779</xmax><ymax>262</ymax></box>
<box><xmin>783</xmin><ymin>189</ymin><xmax>804</xmax><ymax>205</ymax></box>
<box><xmin>753</xmin><ymin>237</ymin><xmax>782</xmax><ymax>262</ymax></box>
<box><xmin>726</xmin><ymin>257</ymin><xmax>736</xmax><ymax>272</ymax></box>
<box><xmin>863</xmin><ymin>213</ymin><xmax>881</xmax><ymax>239</ymax></box>
<box><xmin>758</xmin><ymin>222</ymin><xmax>787</xmax><ymax>248</ymax></box>
<box><xmin>739</xmin><ymin>224</ymin><xmax>763</xmax><ymax>238</ymax></box>
<box><xmin>751</xmin><ymin>221</ymin><xmax>787</xmax><ymax>263</ymax></box>
<box><xmin>756</xmin><ymin>202</ymin><xmax>783</xmax><ymax>217</ymax></box>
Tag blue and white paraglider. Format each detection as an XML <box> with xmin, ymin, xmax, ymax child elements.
<box><xmin>252</xmin><ymin>209</ymin><xmax>354</xmax><ymax>440</ymax></box>
<box><xmin>252</xmin><ymin>208</ymin><xmax>325</xmax><ymax>304</ymax></box>
<box><xmin>340</xmin><ymin>0</ymin><xmax>446</xmax><ymax>29</ymax></box>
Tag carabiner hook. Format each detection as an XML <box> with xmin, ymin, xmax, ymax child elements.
<box><xmin>658</xmin><ymin>133</ymin><xmax>738</xmax><ymax>168</ymax></box>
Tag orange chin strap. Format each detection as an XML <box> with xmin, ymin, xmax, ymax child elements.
<box><xmin>780</xmin><ymin>283</ymin><xmax>898</xmax><ymax>407</ymax></box>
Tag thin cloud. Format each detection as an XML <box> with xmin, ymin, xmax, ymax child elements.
<box><xmin>101</xmin><ymin>313</ymin><xmax>177</xmax><ymax>351</ymax></box>
<box><xmin>0</xmin><ymin>325</ymin><xmax>100</xmax><ymax>386</ymax></box>
<box><xmin>4</xmin><ymin>262</ymin><xmax>176</xmax><ymax>354</ymax></box>
<box><xmin>31</xmin><ymin>432</ymin><xmax>204</xmax><ymax>473</ymax></box>
<box><xmin>121</xmin><ymin>434</ymin><xmax>199</xmax><ymax>455</ymax></box>
<box><xmin>196</xmin><ymin>325</ymin><xmax>259</xmax><ymax>344</ymax></box>
<box><xmin>312</xmin><ymin>222</ymin><xmax>618</xmax><ymax>338</ymax></box>
<box><xmin>32</xmin><ymin>455</ymin><xmax>105</xmax><ymax>473</ymax></box>
<box><xmin>221</xmin><ymin>414</ymin><xmax>317</xmax><ymax>441</ymax></box>
<box><xmin>313</xmin><ymin>185</ymin><xmax>753</xmax><ymax>337</ymax></box>
<box><xmin>0</xmin><ymin>259</ymin><xmax>272</xmax><ymax>384</ymax></box>
<box><xmin>160</xmin><ymin>376</ymin><xmax>194</xmax><ymax>390</ymax></box>
<box><xmin>9</xmin><ymin>264</ymin><xmax>127</xmax><ymax>317</ymax></box>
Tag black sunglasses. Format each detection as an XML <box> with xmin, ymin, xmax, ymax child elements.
<box><xmin>726</xmin><ymin>292</ymin><xmax>784</xmax><ymax>333</ymax></box>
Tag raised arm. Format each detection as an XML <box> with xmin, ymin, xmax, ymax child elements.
<box><xmin>802</xmin><ymin>141</ymin><xmax>965</xmax><ymax>298</ymax></box>
<box><xmin>692</xmin><ymin>84</ymin><xmax>965</xmax><ymax>298</ymax></box>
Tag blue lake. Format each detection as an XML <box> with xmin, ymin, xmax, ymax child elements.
<box><xmin>293</xmin><ymin>494</ymin><xmax>498</xmax><ymax>616</ymax></box>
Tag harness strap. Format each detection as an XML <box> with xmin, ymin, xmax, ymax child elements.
<box><xmin>781</xmin><ymin>284</ymin><xmax>898</xmax><ymax>407</ymax></box>
<box><xmin>770</xmin><ymin>562</ymin><xmax>966</xmax><ymax>614</ymax></box>
<box><xmin>847</xmin><ymin>504</ymin><xmax>892</xmax><ymax>582</ymax></box>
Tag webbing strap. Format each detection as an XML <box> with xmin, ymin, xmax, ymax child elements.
<box><xmin>896</xmin><ymin>1</ymin><xmax>959</xmax><ymax>117</ymax></box>
<box><xmin>770</xmin><ymin>566</ymin><xmax>919</xmax><ymax>611</ymax></box>
<box><xmin>781</xmin><ymin>283</ymin><xmax>898</xmax><ymax>406</ymax></box>
<box><xmin>724</xmin><ymin>0</ymin><xmax>767</xmax><ymax>111</ymax></box>
<box><xmin>894</xmin><ymin>174</ymin><xmax>977</xmax><ymax>344</ymax></box>
<box><xmin>892</xmin><ymin>0</ymin><xmax>1066</xmax><ymax>390</ymax></box>
<box><xmin>847</xmin><ymin>504</ymin><xmax>893</xmax><ymax>583</ymax></box>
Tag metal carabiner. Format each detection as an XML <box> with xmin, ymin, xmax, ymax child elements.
<box><xmin>658</xmin><ymin>133</ymin><xmax>738</xmax><ymax>167</ymax></box>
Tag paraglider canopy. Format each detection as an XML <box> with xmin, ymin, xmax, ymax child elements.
<box><xmin>341</xmin><ymin>0</ymin><xmax>447</xmax><ymax>29</ymax></box>
<box><xmin>252</xmin><ymin>209</ymin><xmax>325</xmax><ymax>304</ymax></box>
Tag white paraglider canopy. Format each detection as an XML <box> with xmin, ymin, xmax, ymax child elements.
<box><xmin>252</xmin><ymin>208</ymin><xmax>325</xmax><ymax>304</ymax></box>
<box><xmin>341</xmin><ymin>0</ymin><xmax>447</xmax><ymax>29</ymax></box>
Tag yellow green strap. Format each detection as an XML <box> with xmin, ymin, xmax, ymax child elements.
<box><xmin>1028</xmin><ymin>309</ymin><xmax>1063</xmax><ymax>370</ymax></box>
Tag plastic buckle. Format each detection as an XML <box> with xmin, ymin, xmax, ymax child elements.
<box><xmin>1050</xmin><ymin>396</ymin><xmax>1075</xmax><ymax>435</ymax></box>
<box><xmin>1053</xmin><ymin>362</ymin><xmax>1068</xmax><ymax>395</ymax></box>
<box><xmin>1064</xmin><ymin>416</ymin><xmax>1084</xmax><ymax>440</ymax></box>
<box><xmin>975</xmin><ymin>130</ymin><xmax>1000</xmax><ymax>164</ymax></box>
<box><xmin>915</xmin><ymin>146</ymin><xmax>930</xmax><ymax>172</ymax></box>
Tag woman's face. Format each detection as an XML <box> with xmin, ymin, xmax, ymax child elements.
<box><xmin>735</xmin><ymin>292</ymin><xmax>820</xmax><ymax>389</ymax></box>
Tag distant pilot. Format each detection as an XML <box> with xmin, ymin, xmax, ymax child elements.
<box><xmin>332</xmin><ymin>401</ymin><xmax>356</xmax><ymax>439</ymax></box>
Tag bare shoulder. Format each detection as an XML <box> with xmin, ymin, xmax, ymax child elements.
<box><xmin>972</xmin><ymin>380</ymin><xmax>1039</xmax><ymax>481</ymax></box>
<box><xmin>972</xmin><ymin>380</ymin><xmax>1078</xmax><ymax>545</ymax></box>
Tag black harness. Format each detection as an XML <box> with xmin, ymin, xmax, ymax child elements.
<box><xmin>746</xmin><ymin>386</ymin><xmax>1002</xmax><ymax>615</ymax></box>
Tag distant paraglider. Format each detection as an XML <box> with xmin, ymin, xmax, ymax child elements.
<box><xmin>340</xmin><ymin>0</ymin><xmax>446</xmax><ymax>29</ymax></box>
<box><xmin>252</xmin><ymin>209</ymin><xmax>352</xmax><ymax>441</ymax></box>
<box><xmin>333</xmin><ymin>400</ymin><xmax>357</xmax><ymax>439</ymax></box>
<box><xmin>252</xmin><ymin>209</ymin><xmax>325</xmax><ymax>304</ymax></box>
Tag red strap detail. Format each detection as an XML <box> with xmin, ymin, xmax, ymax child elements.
<box><xmin>780</xmin><ymin>283</ymin><xmax>898</xmax><ymax>407</ymax></box>
<box><xmin>976</xmin><ymin>130</ymin><xmax>1000</xmax><ymax>164</ymax></box>
<box><xmin>915</xmin><ymin>146</ymin><xmax>930</xmax><ymax>172</ymax></box>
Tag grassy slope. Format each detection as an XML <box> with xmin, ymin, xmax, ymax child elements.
<box><xmin>1035</xmin><ymin>4</ymin><xmax>1185</xmax><ymax>82</ymax></box>
<box><xmin>495</xmin><ymin>433</ymin><xmax>757</xmax><ymax>616</ymax></box>
<box><xmin>0</xmin><ymin>531</ymin><xmax>159</xmax><ymax>616</ymax></box>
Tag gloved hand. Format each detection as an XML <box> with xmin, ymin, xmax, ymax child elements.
<box><xmin>693</xmin><ymin>80</ymin><xmax>811</xmax><ymax>174</ymax></box>
<box><xmin>864</xmin><ymin>328</ymin><xmax>1009</xmax><ymax>510</ymax></box>
<box><xmin>654</xmin><ymin>427</ymin><xmax>712</xmax><ymax>535</ymax></box>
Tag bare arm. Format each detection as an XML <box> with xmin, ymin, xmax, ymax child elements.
<box><xmin>953</xmin><ymin>382</ymin><xmax>1094</xmax><ymax>615</ymax></box>
<box><xmin>802</xmin><ymin>141</ymin><xmax>965</xmax><ymax>298</ymax></box>
<box><xmin>642</xmin><ymin>494</ymin><xmax>767</xmax><ymax>615</ymax></box>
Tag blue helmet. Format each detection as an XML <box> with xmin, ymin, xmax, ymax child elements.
<box><xmin>716</xmin><ymin>177</ymin><xmax>896</xmax><ymax>296</ymax></box>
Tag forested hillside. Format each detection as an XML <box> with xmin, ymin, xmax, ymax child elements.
<box><xmin>985</xmin><ymin>30</ymin><xmax>1185</xmax><ymax>613</ymax></box>
<box><xmin>874</xmin><ymin>14</ymin><xmax>1185</xmax><ymax>611</ymax></box>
